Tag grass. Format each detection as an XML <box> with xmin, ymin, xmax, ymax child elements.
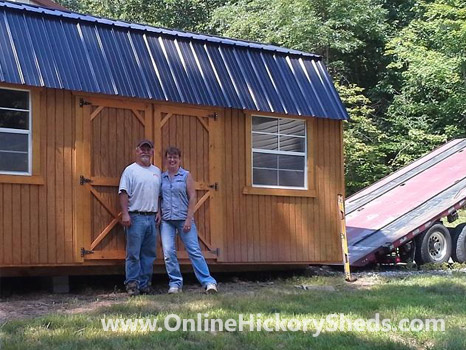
<box><xmin>1</xmin><ymin>273</ymin><xmax>466</xmax><ymax>350</ymax></box>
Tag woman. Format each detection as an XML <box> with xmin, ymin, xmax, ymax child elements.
<box><xmin>158</xmin><ymin>146</ymin><xmax>217</xmax><ymax>294</ymax></box>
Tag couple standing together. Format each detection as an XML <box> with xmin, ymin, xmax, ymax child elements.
<box><xmin>119</xmin><ymin>139</ymin><xmax>217</xmax><ymax>296</ymax></box>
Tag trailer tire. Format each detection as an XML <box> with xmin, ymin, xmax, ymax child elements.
<box><xmin>415</xmin><ymin>223</ymin><xmax>452</xmax><ymax>265</ymax></box>
<box><xmin>452</xmin><ymin>224</ymin><xmax>466</xmax><ymax>263</ymax></box>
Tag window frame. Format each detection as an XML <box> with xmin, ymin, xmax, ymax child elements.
<box><xmin>0</xmin><ymin>85</ymin><xmax>43</xmax><ymax>185</ymax></box>
<box><xmin>244</xmin><ymin>112</ymin><xmax>316</xmax><ymax>197</ymax></box>
<box><xmin>0</xmin><ymin>87</ymin><xmax>32</xmax><ymax>175</ymax></box>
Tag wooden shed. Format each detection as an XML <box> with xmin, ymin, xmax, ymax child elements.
<box><xmin>0</xmin><ymin>1</ymin><xmax>349</xmax><ymax>276</ymax></box>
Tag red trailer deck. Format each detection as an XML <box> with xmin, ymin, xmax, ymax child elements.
<box><xmin>346</xmin><ymin>139</ymin><xmax>466</xmax><ymax>266</ymax></box>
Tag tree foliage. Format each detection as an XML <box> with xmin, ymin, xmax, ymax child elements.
<box><xmin>58</xmin><ymin>0</ymin><xmax>225</xmax><ymax>31</ymax></box>
<box><xmin>380</xmin><ymin>0</ymin><xmax>466</xmax><ymax>168</ymax></box>
<box><xmin>338</xmin><ymin>84</ymin><xmax>390</xmax><ymax>194</ymax></box>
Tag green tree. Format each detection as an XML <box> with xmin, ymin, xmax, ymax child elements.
<box><xmin>57</xmin><ymin>0</ymin><xmax>226</xmax><ymax>32</ymax></box>
<box><xmin>339</xmin><ymin>84</ymin><xmax>389</xmax><ymax>194</ymax></box>
<box><xmin>381</xmin><ymin>0</ymin><xmax>466</xmax><ymax>167</ymax></box>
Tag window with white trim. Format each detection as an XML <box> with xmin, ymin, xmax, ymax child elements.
<box><xmin>0</xmin><ymin>88</ymin><xmax>31</xmax><ymax>174</ymax></box>
<box><xmin>251</xmin><ymin>116</ymin><xmax>307</xmax><ymax>189</ymax></box>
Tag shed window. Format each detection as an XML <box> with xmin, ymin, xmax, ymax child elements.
<box><xmin>0</xmin><ymin>88</ymin><xmax>31</xmax><ymax>174</ymax></box>
<box><xmin>251</xmin><ymin>116</ymin><xmax>306</xmax><ymax>189</ymax></box>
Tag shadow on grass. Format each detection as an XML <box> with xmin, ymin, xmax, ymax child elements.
<box><xmin>2</xmin><ymin>319</ymin><xmax>423</xmax><ymax>350</ymax></box>
<box><xmin>82</xmin><ymin>278</ymin><xmax>466</xmax><ymax>320</ymax></box>
<box><xmin>1</xmin><ymin>275</ymin><xmax>466</xmax><ymax>350</ymax></box>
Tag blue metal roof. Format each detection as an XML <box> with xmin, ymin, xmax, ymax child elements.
<box><xmin>0</xmin><ymin>0</ymin><xmax>349</xmax><ymax>120</ymax></box>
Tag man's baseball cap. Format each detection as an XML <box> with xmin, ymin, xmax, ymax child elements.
<box><xmin>137</xmin><ymin>139</ymin><xmax>154</xmax><ymax>148</ymax></box>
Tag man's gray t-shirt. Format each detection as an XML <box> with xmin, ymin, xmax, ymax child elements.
<box><xmin>119</xmin><ymin>163</ymin><xmax>161</xmax><ymax>212</ymax></box>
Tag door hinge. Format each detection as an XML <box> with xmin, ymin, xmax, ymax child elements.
<box><xmin>80</xmin><ymin>175</ymin><xmax>93</xmax><ymax>185</ymax></box>
<box><xmin>81</xmin><ymin>248</ymin><xmax>94</xmax><ymax>257</ymax></box>
<box><xmin>208</xmin><ymin>112</ymin><xmax>218</xmax><ymax>120</ymax></box>
<box><xmin>208</xmin><ymin>182</ymin><xmax>218</xmax><ymax>191</ymax></box>
<box><xmin>79</xmin><ymin>98</ymin><xmax>92</xmax><ymax>107</ymax></box>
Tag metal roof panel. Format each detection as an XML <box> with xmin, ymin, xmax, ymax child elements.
<box><xmin>8</xmin><ymin>12</ymin><xmax>39</xmax><ymax>86</ymax></box>
<box><xmin>0</xmin><ymin>1</ymin><xmax>349</xmax><ymax>120</ymax></box>
<box><xmin>161</xmin><ymin>37</ymin><xmax>197</xmax><ymax>104</ymax></box>
<box><xmin>144</xmin><ymin>35</ymin><xmax>182</xmax><ymax>102</ymax></box>
<box><xmin>59</xmin><ymin>19</ymin><xmax>92</xmax><ymax>91</ymax></box>
<box><xmin>218</xmin><ymin>46</ymin><xmax>257</xmax><ymax>110</ymax></box>
<box><xmin>96</xmin><ymin>27</ymin><xmax>134</xmax><ymax>97</ymax></box>
<box><xmin>128</xmin><ymin>33</ymin><xmax>165</xmax><ymax>100</ymax></box>
<box><xmin>261</xmin><ymin>54</ymin><xmax>299</xmax><ymax>115</ymax></box>
<box><xmin>315</xmin><ymin>60</ymin><xmax>348</xmax><ymax>119</ymax></box>
<box><xmin>177</xmin><ymin>40</ymin><xmax>213</xmax><ymax>106</ymax></box>
<box><xmin>0</xmin><ymin>10</ymin><xmax>22</xmax><ymax>83</ymax></box>
<box><xmin>205</xmin><ymin>45</ymin><xmax>243</xmax><ymax>108</ymax></box>
<box><xmin>190</xmin><ymin>41</ymin><xmax>229</xmax><ymax>107</ymax></box>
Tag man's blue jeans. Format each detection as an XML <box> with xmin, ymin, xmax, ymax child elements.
<box><xmin>160</xmin><ymin>220</ymin><xmax>216</xmax><ymax>288</ymax></box>
<box><xmin>125</xmin><ymin>213</ymin><xmax>157</xmax><ymax>289</ymax></box>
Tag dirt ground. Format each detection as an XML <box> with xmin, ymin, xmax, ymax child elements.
<box><xmin>1</xmin><ymin>267</ymin><xmax>461</xmax><ymax>323</ymax></box>
<box><xmin>0</xmin><ymin>274</ymin><xmax>303</xmax><ymax>323</ymax></box>
<box><xmin>0</xmin><ymin>270</ymin><xmax>289</xmax><ymax>322</ymax></box>
<box><xmin>0</xmin><ymin>268</ymin><xmax>339</xmax><ymax>323</ymax></box>
<box><xmin>0</xmin><ymin>291</ymin><xmax>127</xmax><ymax>323</ymax></box>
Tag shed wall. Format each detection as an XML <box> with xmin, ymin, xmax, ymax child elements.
<box><xmin>0</xmin><ymin>88</ymin><xmax>76</xmax><ymax>266</ymax></box>
<box><xmin>219</xmin><ymin>109</ymin><xmax>343</xmax><ymax>263</ymax></box>
<box><xmin>0</xmin><ymin>87</ymin><xmax>344</xmax><ymax>267</ymax></box>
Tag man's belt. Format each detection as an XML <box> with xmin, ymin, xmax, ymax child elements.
<box><xmin>129</xmin><ymin>211</ymin><xmax>157</xmax><ymax>216</ymax></box>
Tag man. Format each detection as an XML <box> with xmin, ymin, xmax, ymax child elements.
<box><xmin>119</xmin><ymin>139</ymin><xmax>161</xmax><ymax>296</ymax></box>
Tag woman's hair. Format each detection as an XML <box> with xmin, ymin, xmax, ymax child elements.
<box><xmin>165</xmin><ymin>146</ymin><xmax>182</xmax><ymax>158</ymax></box>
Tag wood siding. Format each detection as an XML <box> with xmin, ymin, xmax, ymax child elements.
<box><xmin>0</xmin><ymin>88</ymin><xmax>75</xmax><ymax>266</ymax></box>
<box><xmin>0</xmin><ymin>88</ymin><xmax>344</xmax><ymax>268</ymax></box>
<box><xmin>219</xmin><ymin>109</ymin><xmax>343</xmax><ymax>263</ymax></box>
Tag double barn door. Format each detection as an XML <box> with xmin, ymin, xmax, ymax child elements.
<box><xmin>75</xmin><ymin>97</ymin><xmax>221</xmax><ymax>262</ymax></box>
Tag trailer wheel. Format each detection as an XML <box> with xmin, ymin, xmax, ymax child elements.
<box><xmin>415</xmin><ymin>223</ymin><xmax>452</xmax><ymax>265</ymax></box>
<box><xmin>452</xmin><ymin>223</ymin><xmax>466</xmax><ymax>263</ymax></box>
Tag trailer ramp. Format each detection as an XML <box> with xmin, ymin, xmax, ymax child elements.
<box><xmin>346</xmin><ymin>139</ymin><xmax>466</xmax><ymax>266</ymax></box>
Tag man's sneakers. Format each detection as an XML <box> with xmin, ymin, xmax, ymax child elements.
<box><xmin>126</xmin><ymin>281</ymin><xmax>140</xmax><ymax>297</ymax></box>
<box><xmin>168</xmin><ymin>286</ymin><xmax>182</xmax><ymax>294</ymax></box>
<box><xmin>205</xmin><ymin>283</ymin><xmax>218</xmax><ymax>294</ymax></box>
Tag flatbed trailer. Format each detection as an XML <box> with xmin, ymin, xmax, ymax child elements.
<box><xmin>346</xmin><ymin>139</ymin><xmax>466</xmax><ymax>267</ymax></box>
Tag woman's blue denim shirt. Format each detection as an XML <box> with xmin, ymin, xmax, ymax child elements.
<box><xmin>160</xmin><ymin>167</ymin><xmax>190</xmax><ymax>220</ymax></box>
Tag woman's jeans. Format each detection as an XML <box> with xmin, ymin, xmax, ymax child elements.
<box><xmin>161</xmin><ymin>220</ymin><xmax>216</xmax><ymax>288</ymax></box>
<box><xmin>125</xmin><ymin>213</ymin><xmax>157</xmax><ymax>289</ymax></box>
